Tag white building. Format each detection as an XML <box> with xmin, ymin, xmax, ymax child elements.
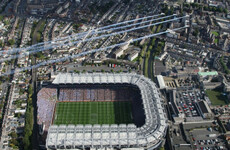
<box><xmin>157</xmin><ymin>75</ymin><xmax>166</xmax><ymax>89</ymax></box>
<box><xmin>166</xmin><ymin>29</ymin><xmax>179</xmax><ymax>39</ymax></box>
<box><xmin>186</xmin><ymin>0</ymin><xmax>194</xmax><ymax>3</ymax></box>
<box><xmin>128</xmin><ymin>51</ymin><xmax>139</xmax><ymax>61</ymax></box>
<box><xmin>114</xmin><ymin>48</ymin><xmax>124</xmax><ymax>59</ymax></box>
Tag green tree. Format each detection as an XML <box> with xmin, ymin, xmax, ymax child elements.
<box><xmin>9</xmin><ymin>132</ymin><xmax>17</xmax><ymax>139</ymax></box>
<box><xmin>35</xmin><ymin>52</ymin><xmax>45</xmax><ymax>60</ymax></box>
<box><xmin>74</xmin><ymin>70</ymin><xmax>80</xmax><ymax>74</ymax></box>
<box><xmin>0</xmin><ymin>40</ymin><xmax>3</xmax><ymax>47</ymax></box>
<box><xmin>9</xmin><ymin>139</ymin><xmax>19</xmax><ymax>147</ymax></box>
<box><xmin>36</xmin><ymin>32</ymin><xmax>42</xmax><ymax>42</ymax></box>
<box><xmin>8</xmin><ymin>39</ymin><xmax>15</xmax><ymax>46</ymax></box>
<box><xmin>0</xmin><ymin>15</ymin><xmax>3</xmax><ymax>21</ymax></box>
<box><xmin>28</xmin><ymin>85</ymin><xmax>33</xmax><ymax>96</ymax></box>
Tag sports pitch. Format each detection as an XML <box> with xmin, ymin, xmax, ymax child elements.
<box><xmin>53</xmin><ymin>101</ymin><xmax>133</xmax><ymax>125</ymax></box>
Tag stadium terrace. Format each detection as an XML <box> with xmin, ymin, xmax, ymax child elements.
<box><xmin>37</xmin><ymin>73</ymin><xmax>167</xmax><ymax>149</ymax></box>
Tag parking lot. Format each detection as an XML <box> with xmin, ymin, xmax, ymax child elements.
<box><xmin>190</xmin><ymin>128</ymin><xmax>227</xmax><ymax>150</ymax></box>
<box><xmin>176</xmin><ymin>89</ymin><xmax>204</xmax><ymax>118</ymax></box>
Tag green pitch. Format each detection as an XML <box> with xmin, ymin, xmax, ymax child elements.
<box><xmin>53</xmin><ymin>101</ymin><xmax>133</xmax><ymax>125</ymax></box>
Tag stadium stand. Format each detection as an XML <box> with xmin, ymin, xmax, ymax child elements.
<box><xmin>57</xmin><ymin>85</ymin><xmax>132</xmax><ymax>102</ymax></box>
<box><xmin>40</xmin><ymin>73</ymin><xmax>168</xmax><ymax>149</ymax></box>
<box><xmin>37</xmin><ymin>88</ymin><xmax>57</xmax><ymax>131</ymax></box>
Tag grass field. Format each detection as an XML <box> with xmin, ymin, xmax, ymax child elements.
<box><xmin>53</xmin><ymin>101</ymin><xmax>133</xmax><ymax>125</ymax></box>
<box><xmin>211</xmin><ymin>31</ymin><xmax>219</xmax><ymax>36</ymax></box>
<box><xmin>206</xmin><ymin>89</ymin><xmax>228</xmax><ymax>106</ymax></box>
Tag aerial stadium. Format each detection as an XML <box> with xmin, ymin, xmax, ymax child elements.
<box><xmin>37</xmin><ymin>73</ymin><xmax>168</xmax><ymax>150</ymax></box>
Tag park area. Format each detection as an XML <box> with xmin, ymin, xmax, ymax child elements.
<box><xmin>206</xmin><ymin>89</ymin><xmax>228</xmax><ymax>106</ymax></box>
<box><xmin>53</xmin><ymin>101</ymin><xmax>133</xmax><ymax>125</ymax></box>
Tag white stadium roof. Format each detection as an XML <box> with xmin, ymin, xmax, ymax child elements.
<box><xmin>47</xmin><ymin>73</ymin><xmax>167</xmax><ymax>149</ymax></box>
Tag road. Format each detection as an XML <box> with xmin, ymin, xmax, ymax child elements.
<box><xmin>31</xmin><ymin>20</ymin><xmax>43</xmax><ymax>150</ymax></box>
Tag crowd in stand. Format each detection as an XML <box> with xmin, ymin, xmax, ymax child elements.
<box><xmin>37</xmin><ymin>88</ymin><xmax>57</xmax><ymax>131</ymax></box>
<box><xmin>58</xmin><ymin>87</ymin><xmax>132</xmax><ymax>102</ymax></box>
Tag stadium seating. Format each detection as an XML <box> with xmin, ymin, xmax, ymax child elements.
<box><xmin>39</xmin><ymin>73</ymin><xmax>168</xmax><ymax>149</ymax></box>
<box><xmin>58</xmin><ymin>85</ymin><xmax>132</xmax><ymax>102</ymax></box>
<box><xmin>37</xmin><ymin>88</ymin><xmax>57</xmax><ymax>131</ymax></box>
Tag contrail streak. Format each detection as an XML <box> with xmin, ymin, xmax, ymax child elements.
<box><xmin>0</xmin><ymin>26</ymin><xmax>188</xmax><ymax>76</ymax></box>
<box><xmin>0</xmin><ymin>13</ymin><xmax>165</xmax><ymax>55</ymax></box>
<box><xmin>0</xmin><ymin>15</ymin><xmax>186</xmax><ymax>63</ymax></box>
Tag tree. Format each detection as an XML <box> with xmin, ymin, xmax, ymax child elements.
<box><xmin>0</xmin><ymin>40</ymin><xmax>3</xmax><ymax>47</ymax></box>
<box><xmin>73</xmin><ymin>23</ymin><xmax>81</xmax><ymax>31</ymax></box>
<box><xmin>23</xmin><ymin>136</ymin><xmax>30</xmax><ymax>150</ymax></box>
<box><xmin>74</xmin><ymin>70</ymin><xmax>80</xmax><ymax>74</ymax></box>
<box><xmin>36</xmin><ymin>52</ymin><xmax>45</xmax><ymax>60</ymax></box>
<box><xmin>8</xmin><ymin>39</ymin><xmax>15</xmax><ymax>46</ymax></box>
<box><xmin>0</xmin><ymin>15</ymin><xmax>3</xmax><ymax>21</ymax></box>
<box><xmin>19</xmin><ymin>89</ymin><xmax>24</xmax><ymax>96</ymax></box>
<box><xmin>28</xmin><ymin>85</ymin><xmax>33</xmax><ymax>96</ymax></box>
<box><xmin>101</xmin><ymin>69</ymin><xmax>105</xmax><ymax>73</ymax></box>
<box><xmin>36</xmin><ymin>32</ymin><xmax>42</xmax><ymax>42</ymax></box>
<box><xmin>148</xmin><ymin>45</ymin><xmax>153</xmax><ymax>51</ymax></box>
<box><xmin>9</xmin><ymin>132</ymin><xmax>17</xmax><ymax>139</ymax></box>
<box><xmin>156</xmin><ymin>25</ymin><xmax>162</xmax><ymax>32</ymax></box>
<box><xmin>9</xmin><ymin>139</ymin><xmax>19</xmax><ymax>147</ymax></box>
<box><xmin>139</xmin><ymin>57</ymin><xmax>143</xmax><ymax>64</ymax></box>
<box><xmin>217</xmin><ymin>7</ymin><xmax>223</xmax><ymax>13</ymax></box>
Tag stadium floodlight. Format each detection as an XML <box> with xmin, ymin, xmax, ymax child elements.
<box><xmin>0</xmin><ymin>15</ymin><xmax>186</xmax><ymax>63</ymax></box>
<box><xmin>0</xmin><ymin>26</ymin><xmax>188</xmax><ymax>76</ymax></box>
<box><xmin>0</xmin><ymin>13</ymin><xmax>165</xmax><ymax>56</ymax></box>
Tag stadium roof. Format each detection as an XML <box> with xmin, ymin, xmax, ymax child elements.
<box><xmin>47</xmin><ymin>73</ymin><xmax>167</xmax><ymax>149</ymax></box>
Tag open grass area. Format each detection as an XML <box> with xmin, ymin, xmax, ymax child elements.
<box><xmin>206</xmin><ymin>89</ymin><xmax>228</xmax><ymax>106</ymax></box>
<box><xmin>53</xmin><ymin>101</ymin><xmax>133</xmax><ymax>125</ymax></box>
<box><xmin>212</xmin><ymin>31</ymin><xmax>219</xmax><ymax>36</ymax></box>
